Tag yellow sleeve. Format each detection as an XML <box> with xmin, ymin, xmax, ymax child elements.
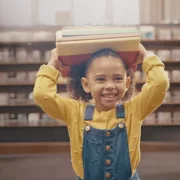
<box><xmin>127</xmin><ymin>54</ymin><xmax>170</xmax><ymax>120</ymax></box>
<box><xmin>33</xmin><ymin>65</ymin><xmax>80</xmax><ymax>125</ymax></box>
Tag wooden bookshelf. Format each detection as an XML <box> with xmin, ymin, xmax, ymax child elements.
<box><xmin>0</xmin><ymin>141</ymin><xmax>180</xmax><ymax>154</ymax></box>
<box><xmin>0</xmin><ymin>121</ymin><xmax>66</xmax><ymax>127</ymax></box>
<box><xmin>0</xmin><ymin>25</ymin><xmax>180</xmax><ymax>149</ymax></box>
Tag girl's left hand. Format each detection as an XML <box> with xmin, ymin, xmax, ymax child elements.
<box><xmin>48</xmin><ymin>48</ymin><xmax>70</xmax><ymax>71</ymax></box>
<box><xmin>136</xmin><ymin>43</ymin><xmax>148</xmax><ymax>64</ymax></box>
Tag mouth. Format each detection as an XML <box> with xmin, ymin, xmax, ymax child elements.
<box><xmin>102</xmin><ymin>93</ymin><xmax>117</xmax><ymax>100</ymax></box>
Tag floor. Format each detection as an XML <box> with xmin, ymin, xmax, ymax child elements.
<box><xmin>0</xmin><ymin>152</ymin><xmax>180</xmax><ymax>180</ymax></box>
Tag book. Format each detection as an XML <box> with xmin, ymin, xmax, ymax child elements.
<box><xmin>60</xmin><ymin>27</ymin><xmax>139</xmax><ymax>37</ymax></box>
<box><xmin>56</xmin><ymin>33</ymin><xmax>139</xmax><ymax>42</ymax></box>
<box><xmin>56</xmin><ymin>27</ymin><xmax>140</xmax><ymax>77</ymax></box>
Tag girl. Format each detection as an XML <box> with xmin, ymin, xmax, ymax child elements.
<box><xmin>33</xmin><ymin>44</ymin><xmax>169</xmax><ymax>180</ymax></box>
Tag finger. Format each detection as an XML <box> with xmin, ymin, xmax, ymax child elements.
<box><xmin>136</xmin><ymin>51</ymin><xmax>143</xmax><ymax>64</ymax></box>
<box><xmin>50</xmin><ymin>48</ymin><xmax>56</xmax><ymax>56</ymax></box>
<box><xmin>50</xmin><ymin>48</ymin><xmax>58</xmax><ymax>60</ymax></box>
<box><xmin>58</xmin><ymin>60</ymin><xmax>70</xmax><ymax>70</ymax></box>
<box><xmin>60</xmin><ymin>66</ymin><xmax>70</xmax><ymax>70</ymax></box>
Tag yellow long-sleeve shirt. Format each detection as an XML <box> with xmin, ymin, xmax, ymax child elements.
<box><xmin>33</xmin><ymin>55</ymin><xmax>169</xmax><ymax>179</ymax></box>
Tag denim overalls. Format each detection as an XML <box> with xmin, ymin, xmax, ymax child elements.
<box><xmin>77</xmin><ymin>104</ymin><xmax>141</xmax><ymax>180</ymax></box>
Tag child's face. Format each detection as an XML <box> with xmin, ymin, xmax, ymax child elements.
<box><xmin>81</xmin><ymin>56</ymin><xmax>130</xmax><ymax>112</ymax></box>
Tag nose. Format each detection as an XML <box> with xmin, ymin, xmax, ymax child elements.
<box><xmin>105</xmin><ymin>80</ymin><xmax>115</xmax><ymax>90</ymax></box>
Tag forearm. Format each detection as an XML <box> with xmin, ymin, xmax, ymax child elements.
<box><xmin>48</xmin><ymin>59</ymin><xmax>60</xmax><ymax>70</ymax></box>
<box><xmin>131</xmin><ymin>54</ymin><xmax>170</xmax><ymax>120</ymax></box>
<box><xmin>33</xmin><ymin>65</ymin><xmax>66</xmax><ymax>121</ymax></box>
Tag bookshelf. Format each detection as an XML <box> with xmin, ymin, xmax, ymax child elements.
<box><xmin>0</xmin><ymin>25</ymin><xmax>180</xmax><ymax>151</ymax></box>
<box><xmin>0</xmin><ymin>26</ymin><xmax>180</xmax><ymax>125</ymax></box>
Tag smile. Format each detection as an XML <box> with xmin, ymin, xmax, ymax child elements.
<box><xmin>102</xmin><ymin>94</ymin><xmax>117</xmax><ymax>99</ymax></box>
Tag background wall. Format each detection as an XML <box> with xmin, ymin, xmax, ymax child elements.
<box><xmin>0</xmin><ymin>0</ymin><xmax>140</xmax><ymax>27</ymax></box>
<box><xmin>0</xmin><ymin>0</ymin><xmax>32</xmax><ymax>26</ymax></box>
<box><xmin>139</xmin><ymin>0</ymin><xmax>180</xmax><ymax>24</ymax></box>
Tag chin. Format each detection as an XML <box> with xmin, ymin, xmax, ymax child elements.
<box><xmin>102</xmin><ymin>103</ymin><xmax>117</xmax><ymax>110</ymax></box>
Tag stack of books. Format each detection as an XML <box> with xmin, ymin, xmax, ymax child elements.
<box><xmin>56</xmin><ymin>27</ymin><xmax>140</xmax><ymax>76</ymax></box>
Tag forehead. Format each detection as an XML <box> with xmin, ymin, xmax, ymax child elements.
<box><xmin>87</xmin><ymin>56</ymin><xmax>126</xmax><ymax>75</ymax></box>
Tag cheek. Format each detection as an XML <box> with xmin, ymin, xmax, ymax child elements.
<box><xmin>89</xmin><ymin>84</ymin><xmax>103</xmax><ymax>97</ymax></box>
<box><xmin>116</xmin><ymin>83</ymin><xmax>127</xmax><ymax>93</ymax></box>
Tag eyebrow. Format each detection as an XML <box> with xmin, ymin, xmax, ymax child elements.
<box><xmin>93</xmin><ymin>73</ymin><xmax>124</xmax><ymax>78</ymax></box>
<box><xmin>93</xmin><ymin>74</ymin><xmax>105</xmax><ymax>78</ymax></box>
<box><xmin>113</xmin><ymin>74</ymin><xmax>124</xmax><ymax>77</ymax></box>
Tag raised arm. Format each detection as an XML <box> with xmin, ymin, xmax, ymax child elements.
<box><xmin>33</xmin><ymin>49</ymin><xmax>78</xmax><ymax>125</ymax></box>
<box><xmin>127</xmin><ymin>44</ymin><xmax>170</xmax><ymax>120</ymax></box>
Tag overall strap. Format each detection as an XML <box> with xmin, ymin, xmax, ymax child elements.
<box><xmin>84</xmin><ymin>104</ymin><xmax>95</xmax><ymax>121</ymax></box>
<box><xmin>116</xmin><ymin>104</ymin><xmax>125</xmax><ymax>118</ymax></box>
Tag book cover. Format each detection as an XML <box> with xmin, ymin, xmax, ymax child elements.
<box><xmin>56</xmin><ymin>27</ymin><xmax>140</xmax><ymax>77</ymax></box>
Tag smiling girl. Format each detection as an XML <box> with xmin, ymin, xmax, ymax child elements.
<box><xmin>33</xmin><ymin>44</ymin><xmax>169</xmax><ymax>180</ymax></box>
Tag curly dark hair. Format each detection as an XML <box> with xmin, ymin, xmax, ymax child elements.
<box><xmin>67</xmin><ymin>48</ymin><xmax>135</xmax><ymax>102</ymax></box>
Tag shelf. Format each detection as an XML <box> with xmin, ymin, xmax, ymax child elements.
<box><xmin>136</xmin><ymin>81</ymin><xmax>180</xmax><ymax>86</ymax></box>
<box><xmin>0</xmin><ymin>79</ymin><xmax>67</xmax><ymax>89</ymax></box>
<box><xmin>0</xmin><ymin>102</ymin><xmax>180</xmax><ymax>108</ymax></box>
<box><xmin>0</xmin><ymin>121</ymin><xmax>66</xmax><ymax>127</ymax></box>
<box><xmin>0</xmin><ymin>102</ymin><xmax>179</xmax><ymax>114</ymax></box>
<box><xmin>0</xmin><ymin>81</ymin><xmax>67</xmax><ymax>86</ymax></box>
<box><xmin>0</xmin><ymin>60</ymin><xmax>180</xmax><ymax>66</ymax></box>
<box><xmin>163</xmin><ymin>61</ymin><xmax>180</xmax><ymax>65</ymax></box>
<box><xmin>136</xmin><ymin>81</ymin><xmax>180</xmax><ymax>90</ymax></box>
<box><xmin>141</xmin><ymin>40</ymin><xmax>180</xmax><ymax>49</ymax></box>
<box><xmin>0</xmin><ymin>61</ymin><xmax>44</xmax><ymax>65</ymax></box>
<box><xmin>0</xmin><ymin>80</ymin><xmax>179</xmax><ymax>87</ymax></box>
<box><xmin>0</xmin><ymin>84</ymin><xmax>66</xmax><ymax>93</ymax></box>
<box><xmin>0</xmin><ymin>82</ymin><xmax>36</xmax><ymax>86</ymax></box>
<box><xmin>163</xmin><ymin>61</ymin><xmax>180</xmax><ymax>70</ymax></box>
<box><xmin>0</xmin><ymin>105</ymin><xmax>42</xmax><ymax>113</ymax></box>
<box><xmin>1</xmin><ymin>60</ymin><xmax>180</xmax><ymax>73</ymax></box>
<box><xmin>0</xmin><ymin>142</ymin><xmax>70</xmax><ymax>154</ymax></box>
<box><xmin>0</xmin><ymin>101</ymin><xmax>35</xmax><ymax>107</ymax></box>
<box><xmin>139</xmin><ymin>23</ymin><xmax>180</xmax><ymax>27</ymax></box>
<box><xmin>0</xmin><ymin>62</ymin><xmax>44</xmax><ymax>72</ymax></box>
<box><xmin>161</xmin><ymin>102</ymin><xmax>180</xmax><ymax>105</ymax></box>
<box><xmin>1</xmin><ymin>39</ymin><xmax>179</xmax><ymax>44</ymax></box>
<box><xmin>141</xmin><ymin>40</ymin><xmax>180</xmax><ymax>44</ymax></box>
<box><xmin>1</xmin><ymin>141</ymin><xmax>180</xmax><ymax>154</ymax></box>
<box><xmin>0</xmin><ymin>120</ymin><xmax>179</xmax><ymax>127</ymax></box>
<box><xmin>0</xmin><ymin>41</ymin><xmax>55</xmax><ymax>46</ymax></box>
<box><xmin>143</xmin><ymin>122</ymin><xmax>180</xmax><ymax>126</ymax></box>
<box><xmin>0</xmin><ymin>39</ymin><xmax>179</xmax><ymax>46</ymax></box>
<box><xmin>158</xmin><ymin>102</ymin><xmax>180</xmax><ymax>112</ymax></box>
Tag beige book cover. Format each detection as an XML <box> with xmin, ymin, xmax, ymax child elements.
<box><xmin>56</xmin><ymin>27</ymin><xmax>140</xmax><ymax>77</ymax></box>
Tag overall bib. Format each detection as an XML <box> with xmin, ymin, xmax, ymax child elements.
<box><xmin>77</xmin><ymin>104</ymin><xmax>141</xmax><ymax>180</ymax></box>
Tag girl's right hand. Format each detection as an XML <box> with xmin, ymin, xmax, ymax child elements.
<box><xmin>136</xmin><ymin>43</ymin><xmax>149</xmax><ymax>64</ymax></box>
<box><xmin>48</xmin><ymin>48</ymin><xmax>69</xmax><ymax>71</ymax></box>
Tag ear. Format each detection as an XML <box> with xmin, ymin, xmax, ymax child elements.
<box><xmin>125</xmin><ymin>76</ymin><xmax>131</xmax><ymax>92</ymax></box>
<box><xmin>81</xmin><ymin>77</ymin><xmax>90</xmax><ymax>93</ymax></box>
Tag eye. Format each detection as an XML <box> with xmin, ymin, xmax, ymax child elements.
<box><xmin>96</xmin><ymin>77</ymin><xmax>105</xmax><ymax>81</ymax></box>
<box><xmin>114</xmin><ymin>77</ymin><xmax>123</xmax><ymax>81</ymax></box>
